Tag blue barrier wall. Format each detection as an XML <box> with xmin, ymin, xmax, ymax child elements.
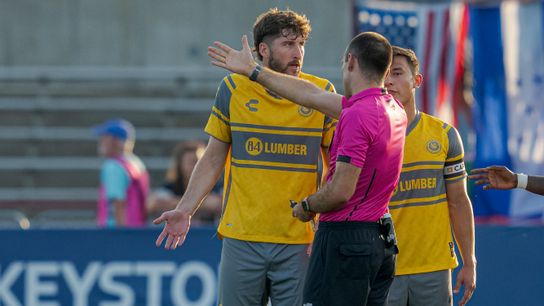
<box><xmin>0</xmin><ymin>228</ymin><xmax>222</xmax><ymax>306</ymax></box>
<box><xmin>0</xmin><ymin>226</ymin><xmax>543</xmax><ymax>306</ymax></box>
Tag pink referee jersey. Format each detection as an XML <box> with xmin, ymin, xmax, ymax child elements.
<box><xmin>320</xmin><ymin>87</ymin><xmax>407</xmax><ymax>222</ymax></box>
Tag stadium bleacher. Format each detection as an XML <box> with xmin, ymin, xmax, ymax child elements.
<box><xmin>0</xmin><ymin>67</ymin><xmax>218</xmax><ymax>228</ymax></box>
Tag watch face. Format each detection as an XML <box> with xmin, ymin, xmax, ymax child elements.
<box><xmin>302</xmin><ymin>200</ymin><xmax>310</xmax><ymax>212</ymax></box>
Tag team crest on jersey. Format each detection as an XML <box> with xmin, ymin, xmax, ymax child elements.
<box><xmin>298</xmin><ymin>106</ymin><xmax>313</xmax><ymax>117</ymax></box>
<box><xmin>426</xmin><ymin>140</ymin><xmax>441</xmax><ymax>154</ymax></box>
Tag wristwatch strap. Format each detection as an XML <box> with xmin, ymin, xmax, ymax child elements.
<box><xmin>249</xmin><ymin>65</ymin><xmax>262</xmax><ymax>81</ymax></box>
<box><xmin>301</xmin><ymin>198</ymin><xmax>311</xmax><ymax>212</ymax></box>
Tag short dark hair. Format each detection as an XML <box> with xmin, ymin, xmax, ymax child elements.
<box><xmin>253</xmin><ymin>8</ymin><xmax>311</xmax><ymax>61</ymax></box>
<box><xmin>345</xmin><ymin>32</ymin><xmax>392</xmax><ymax>83</ymax></box>
<box><xmin>392</xmin><ymin>46</ymin><xmax>420</xmax><ymax>76</ymax></box>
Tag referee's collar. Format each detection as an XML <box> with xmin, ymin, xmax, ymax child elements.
<box><xmin>351</xmin><ymin>87</ymin><xmax>387</xmax><ymax>101</ymax></box>
<box><xmin>344</xmin><ymin>87</ymin><xmax>388</xmax><ymax>108</ymax></box>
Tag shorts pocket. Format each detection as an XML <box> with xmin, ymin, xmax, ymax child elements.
<box><xmin>337</xmin><ymin>243</ymin><xmax>372</xmax><ymax>280</ymax></box>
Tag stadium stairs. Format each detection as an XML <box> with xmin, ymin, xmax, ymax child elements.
<box><xmin>0</xmin><ymin>67</ymin><xmax>218</xmax><ymax>228</ymax></box>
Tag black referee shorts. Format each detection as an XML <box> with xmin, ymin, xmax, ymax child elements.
<box><xmin>303</xmin><ymin>221</ymin><xmax>395</xmax><ymax>306</ymax></box>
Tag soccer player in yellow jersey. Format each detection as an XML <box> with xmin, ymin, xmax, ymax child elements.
<box><xmin>154</xmin><ymin>9</ymin><xmax>336</xmax><ymax>306</ymax></box>
<box><xmin>384</xmin><ymin>47</ymin><xmax>476</xmax><ymax>306</ymax></box>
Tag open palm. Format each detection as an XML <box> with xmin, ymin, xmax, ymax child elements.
<box><xmin>470</xmin><ymin>165</ymin><xmax>516</xmax><ymax>190</ymax></box>
<box><xmin>208</xmin><ymin>35</ymin><xmax>257</xmax><ymax>76</ymax></box>
<box><xmin>153</xmin><ymin>210</ymin><xmax>191</xmax><ymax>250</ymax></box>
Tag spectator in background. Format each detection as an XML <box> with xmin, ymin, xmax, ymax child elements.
<box><xmin>147</xmin><ymin>141</ymin><xmax>222</xmax><ymax>225</ymax></box>
<box><xmin>470</xmin><ymin>165</ymin><xmax>544</xmax><ymax>196</ymax></box>
<box><xmin>94</xmin><ymin>118</ymin><xmax>149</xmax><ymax>228</ymax></box>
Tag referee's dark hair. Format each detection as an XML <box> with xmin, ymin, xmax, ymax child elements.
<box><xmin>345</xmin><ymin>32</ymin><xmax>393</xmax><ymax>83</ymax></box>
<box><xmin>252</xmin><ymin>8</ymin><xmax>311</xmax><ymax>61</ymax></box>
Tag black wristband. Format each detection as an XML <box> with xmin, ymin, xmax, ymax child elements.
<box><xmin>301</xmin><ymin>198</ymin><xmax>311</xmax><ymax>212</ymax></box>
<box><xmin>249</xmin><ymin>65</ymin><xmax>262</xmax><ymax>81</ymax></box>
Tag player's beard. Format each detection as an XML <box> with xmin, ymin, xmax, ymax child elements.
<box><xmin>268</xmin><ymin>50</ymin><xmax>301</xmax><ymax>77</ymax></box>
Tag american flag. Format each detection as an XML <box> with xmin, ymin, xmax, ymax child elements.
<box><xmin>354</xmin><ymin>1</ymin><xmax>470</xmax><ymax>127</ymax></box>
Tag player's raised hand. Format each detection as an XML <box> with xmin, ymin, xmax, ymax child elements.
<box><xmin>153</xmin><ymin>210</ymin><xmax>191</xmax><ymax>250</ymax></box>
<box><xmin>469</xmin><ymin>165</ymin><xmax>517</xmax><ymax>190</ymax></box>
<box><xmin>208</xmin><ymin>35</ymin><xmax>257</xmax><ymax>77</ymax></box>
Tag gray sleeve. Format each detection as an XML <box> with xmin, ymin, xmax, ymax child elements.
<box><xmin>444</xmin><ymin>126</ymin><xmax>466</xmax><ymax>182</ymax></box>
<box><xmin>213</xmin><ymin>76</ymin><xmax>234</xmax><ymax>118</ymax></box>
<box><xmin>446</xmin><ymin>126</ymin><xmax>464</xmax><ymax>160</ymax></box>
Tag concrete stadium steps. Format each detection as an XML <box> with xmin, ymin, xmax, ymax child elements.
<box><xmin>0</xmin><ymin>168</ymin><xmax>164</xmax><ymax>189</ymax></box>
<box><xmin>0</xmin><ymin>126</ymin><xmax>207</xmax><ymax>141</ymax></box>
<box><xmin>0</xmin><ymin>169</ymin><xmax>101</xmax><ymax>188</ymax></box>
<box><xmin>0</xmin><ymin>189</ymin><xmax>97</xmax><ymax>202</ymax></box>
<box><xmin>0</xmin><ymin>96</ymin><xmax>212</xmax><ymax>205</ymax></box>
<box><xmin>0</xmin><ymin>97</ymin><xmax>213</xmax><ymax>127</ymax></box>
<box><xmin>0</xmin><ymin>67</ymin><xmax>227</xmax><ymax>98</ymax></box>
<box><xmin>0</xmin><ymin>156</ymin><xmax>169</xmax><ymax>187</ymax></box>
<box><xmin>0</xmin><ymin>126</ymin><xmax>207</xmax><ymax>156</ymax></box>
<box><xmin>0</xmin><ymin>138</ymin><xmax>191</xmax><ymax>157</ymax></box>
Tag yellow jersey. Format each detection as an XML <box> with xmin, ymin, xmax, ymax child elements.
<box><xmin>389</xmin><ymin>112</ymin><xmax>466</xmax><ymax>275</ymax></box>
<box><xmin>205</xmin><ymin>72</ymin><xmax>336</xmax><ymax>244</ymax></box>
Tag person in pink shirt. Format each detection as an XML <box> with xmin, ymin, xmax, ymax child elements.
<box><xmin>94</xmin><ymin>119</ymin><xmax>149</xmax><ymax>228</ymax></box>
<box><xmin>208</xmin><ymin>31</ymin><xmax>407</xmax><ymax>306</ymax></box>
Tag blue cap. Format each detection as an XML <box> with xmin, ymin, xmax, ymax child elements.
<box><xmin>93</xmin><ymin>119</ymin><xmax>135</xmax><ymax>141</ymax></box>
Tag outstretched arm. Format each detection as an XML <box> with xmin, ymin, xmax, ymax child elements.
<box><xmin>208</xmin><ymin>35</ymin><xmax>342</xmax><ymax>119</ymax></box>
<box><xmin>469</xmin><ymin>165</ymin><xmax>544</xmax><ymax>196</ymax></box>
<box><xmin>154</xmin><ymin>136</ymin><xmax>229</xmax><ymax>250</ymax></box>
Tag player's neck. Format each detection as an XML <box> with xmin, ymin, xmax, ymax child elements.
<box><xmin>404</xmin><ymin>97</ymin><xmax>418</xmax><ymax>124</ymax></box>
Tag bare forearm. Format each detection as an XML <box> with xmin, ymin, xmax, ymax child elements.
<box><xmin>307</xmin><ymin>183</ymin><xmax>346</xmax><ymax>213</ymax></box>
<box><xmin>308</xmin><ymin>162</ymin><xmax>360</xmax><ymax>213</ymax></box>
<box><xmin>253</xmin><ymin>66</ymin><xmax>342</xmax><ymax>118</ymax></box>
<box><xmin>526</xmin><ymin>175</ymin><xmax>544</xmax><ymax>195</ymax></box>
<box><xmin>256</xmin><ymin>66</ymin><xmax>321</xmax><ymax>106</ymax></box>
<box><xmin>449</xmin><ymin>200</ymin><xmax>476</xmax><ymax>267</ymax></box>
<box><xmin>177</xmin><ymin>152</ymin><xmax>226</xmax><ymax>216</ymax></box>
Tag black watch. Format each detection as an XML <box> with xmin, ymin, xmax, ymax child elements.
<box><xmin>301</xmin><ymin>198</ymin><xmax>311</xmax><ymax>212</ymax></box>
<box><xmin>249</xmin><ymin>65</ymin><xmax>262</xmax><ymax>81</ymax></box>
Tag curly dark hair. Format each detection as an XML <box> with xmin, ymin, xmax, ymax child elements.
<box><xmin>252</xmin><ymin>8</ymin><xmax>311</xmax><ymax>61</ymax></box>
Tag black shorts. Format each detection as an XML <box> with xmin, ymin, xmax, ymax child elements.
<box><xmin>303</xmin><ymin>221</ymin><xmax>396</xmax><ymax>306</ymax></box>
